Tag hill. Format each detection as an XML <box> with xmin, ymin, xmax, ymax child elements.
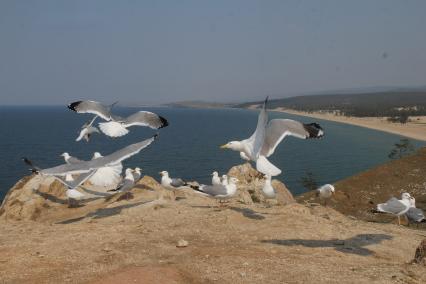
<box><xmin>237</xmin><ymin>91</ymin><xmax>426</xmax><ymax>117</ymax></box>
<box><xmin>298</xmin><ymin>147</ymin><xmax>426</xmax><ymax>224</ymax></box>
<box><xmin>0</xmin><ymin>164</ymin><xmax>425</xmax><ymax>283</ymax></box>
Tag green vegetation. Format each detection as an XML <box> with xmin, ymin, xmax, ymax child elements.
<box><xmin>388</xmin><ymin>138</ymin><xmax>416</xmax><ymax>159</ymax></box>
<box><xmin>237</xmin><ymin>91</ymin><xmax>426</xmax><ymax>118</ymax></box>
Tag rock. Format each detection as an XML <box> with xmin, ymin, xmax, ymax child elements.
<box><xmin>0</xmin><ymin>175</ymin><xmax>68</xmax><ymax>221</ymax></box>
<box><xmin>176</xmin><ymin>239</ymin><xmax>188</xmax><ymax>248</ymax></box>
<box><xmin>227</xmin><ymin>163</ymin><xmax>295</xmax><ymax>205</ymax></box>
<box><xmin>413</xmin><ymin>239</ymin><xmax>426</xmax><ymax>265</ymax></box>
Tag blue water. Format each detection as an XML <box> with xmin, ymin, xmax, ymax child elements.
<box><xmin>0</xmin><ymin>106</ymin><xmax>424</xmax><ymax>200</ymax></box>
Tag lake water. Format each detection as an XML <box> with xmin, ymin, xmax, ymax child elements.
<box><xmin>0</xmin><ymin>106</ymin><xmax>424</xmax><ymax>201</ymax></box>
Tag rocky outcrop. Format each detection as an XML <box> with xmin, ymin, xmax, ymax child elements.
<box><xmin>227</xmin><ymin>163</ymin><xmax>295</xmax><ymax>205</ymax></box>
<box><xmin>0</xmin><ymin>164</ymin><xmax>294</xmax><ymax>221</ymax></box>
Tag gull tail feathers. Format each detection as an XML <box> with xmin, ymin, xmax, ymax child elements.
<box><xmin>256</xmin><ymin>156</ymin><xmax>281</xmax><ymax>176</ymax></box>
<box><xmin>99</xmin><ymin>121</ymin><xmax>129</xmax><ymax>137</ymax></box>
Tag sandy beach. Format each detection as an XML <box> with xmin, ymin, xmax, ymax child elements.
<box><xmin>273</xmin><ymin>108</ymin><xmax>426</xmax><ymax>142</ymax></box>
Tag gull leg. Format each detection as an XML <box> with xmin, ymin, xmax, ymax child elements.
<box><xmin>398</xmin><ymin>216</ymin><xmax>401</xmax><ymax>225</ymax></box>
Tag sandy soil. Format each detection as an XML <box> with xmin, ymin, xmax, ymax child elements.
<box><xmin>274</xmin><ymin>108</ymin><xmax>426</xmax><ymax>142</ymax></box>
<box><xmin>1</xmin><ymin>189</ymin><xmax>426</xmax><ymax>283</ymax></box>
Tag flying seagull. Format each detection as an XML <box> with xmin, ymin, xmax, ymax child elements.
<box><xmin>316</xmin><ymin>184</ymin><xmax>335</xmax><ymax>206</ymax></box>
<box><xmin>220</xmin><ymin>97</ymin><xmax>323</xmax><ymax>176</ymax></box>
<box><xmin>23</xmin><ymin>135</ymin><xmax>158</xmax><ymax>177</ymax></box>
<box><xmin>376</xmin><ymin>193</ymin><xmax>412</xmax><ymax>225</ymax></box>
<box><xmin>76</xmin><ymin>116</ymin><xmax>100</xmax><ymax>142</ymax></box>
<box><xmin>191</xmin><ymin>177</ymin><xmax>239</xmax><ymax>205</ymax></box>
<box><xmin>88</xmin><ymin>152</ymin><xmax>122</xmax><ymax>187</ymax></box>
<box><xmin>211</xmin><ymin>171</ymin><xmax>221</xmax><ymax>186</ymax></box>
<box><xmin>68</xmin><ymin>100</ymin><xmax>168</xmax><ymax>137</ymax></box>
<box><xmin>159</xmin><ymin>171</ymin><xmax>187</xmax><ymax>189</ymax></box>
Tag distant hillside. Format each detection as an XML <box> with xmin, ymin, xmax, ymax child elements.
<box><xmin>297</xmin><ymin>147</ymin><xmax>426</xmax><ymax>224</ymax></box>
<box><xmin>237</xmin><ymin>91</ymin><xmax>426</xmax><ymax>117</ymax></box>
<box><xmin>164</xmin><ymin>101</ymin><xmax>231</xmax><ymax>109</ymax></box>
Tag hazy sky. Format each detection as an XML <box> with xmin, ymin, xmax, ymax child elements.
<box><xmin>1</xmin><ymin>0</ymin><xmax>426</xmax><ymax>105</ymax></box>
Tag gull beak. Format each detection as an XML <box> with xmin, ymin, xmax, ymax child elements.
<box><xmin>220</xmin><ymin>144</ymin><xmax>228</xmax><ymax>149</ymax></box>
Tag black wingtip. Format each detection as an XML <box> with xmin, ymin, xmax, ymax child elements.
<box><xmin>67</xmin><ymin>101</ymin><xmax>82</xmax><ymax>112</ymax></box>
<box><xmin>303</xmin><ymin>122</ymin><xmax>324</xmax><ymax>139</ymax></box>
<box><xmin>153</xmin><ymin>133</ymin><xmax>159</xmax><ymax>140</ymax></box>
<box><xmin>159</xmin><ymin>116</ymin><xmax>169</xmax><ymax>129</ymax></box>
<box><xmin>22</xmin><ymin>157</ymin><xmax>39</xmax><ymax>174</ymax></box>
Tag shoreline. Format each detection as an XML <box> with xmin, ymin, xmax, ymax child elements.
<box><xmin>273</xmin><ymin>108</ymin><xmax>426</xmax><ymax>142</ymax></box>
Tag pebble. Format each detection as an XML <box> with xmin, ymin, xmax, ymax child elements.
<box><xmin>177</xmin><ymin>239</ymin><xmax>189</xmax><ymax>248</ymax></box>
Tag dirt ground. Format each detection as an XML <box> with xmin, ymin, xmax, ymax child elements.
<box><xmin>1</xmin><ymin>186</ymin><xmax>426</xmax><ymax>283</ymax></box>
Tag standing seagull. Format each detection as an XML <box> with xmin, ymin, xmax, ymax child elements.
<box><xmin>191</xmin><ymin>177</ymin><xmax>239</xmax><ymax>205</ymax></box>
<box><xmin>108</xmin><ymin>168</ymin><xmax>135</xmax><ymax>193</ymax></box>
<box><xmin>262</xmin><ymin>175</ymin><xmax>276</xmax><ymax>199</ymax></box>
<box><xmin>405</xmin><ymin>195</ymin><xmax>426</xmax><ymax>226</ymax></box>
<box><xmin>212</xmin><ymin>171</ymin><xmax>221</xmax><ymax>186</ymax></box>
<box><xmin>221</xmin><ymin>175</ymin><xmax>228</xmax><ymax>186</ymax></box>
<box><xmin>159</xmin><ymin>171</ymin><xmax>187</xmax><ymax>189</ymax></box>
<box><xmin>68</xmin><ymin>100</ymin><xmax>168</xmax><ymax>137</ymax></box>
<box><xmin>316</xmin><ymin>184</ymin><xmax>335</xmax><ymax>206</ymax></box>
<box><xmin>376</xmin><ymin>193</ymin><xmax>412</xmax><ymax>225</ymax></box>
<box><xmin>60</xmin><ymin>152</ymin><xmax>82</xmax><ymax>181</ymax></box>
<box><xmin>76</xmin><ymin>116</ymin><xmax>100</xmax><ymax>142</ymax></box>
<box><xmin>132</xmin><ymin>167</ymin><xmax>142</xmax><ymax>182</ymax></box>
<box><xmin>220</xmin><ymin>97</ymin><xmax>323</xmax><ymax>176</ymax></box>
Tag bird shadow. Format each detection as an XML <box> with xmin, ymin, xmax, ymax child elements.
<box><xmin>34</xmin><ymin>189</ymin><xmax>104</xmax><ymax>206</ymax></box>
<box><xmin>34</xmin><ymin>190</ymin><xmax>68</xmax><ymax>205</ymax></box>
<box><xmin>229</xmin><ymin>207</ymin><xmax>266</xmax><ymax>220</ymax></box>
<box><xmin>56</xmin><ymin>200</ymin><xmax>151</xmax><ymax>224</ymax></box>
<box><xmin>261</xmin><ymin>234</ymin><xmax>393</xmax><ymax>256</ymax></box>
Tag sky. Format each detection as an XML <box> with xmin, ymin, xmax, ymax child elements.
<box><xmin>1</xmin><ymin>0</ymin><xmax>426</xmax><ymax>105</ymax></box>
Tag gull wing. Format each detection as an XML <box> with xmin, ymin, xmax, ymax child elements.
<box><xmin>261</xmin><ymin>119</ymin><xmax>324</xmax><ymax>157</ymax></box>
<box><xmin>377</xmin><ymin>197</ymin><xmax>408</xmax><ymax>215</ymax></box>
<box><xmin>123</xmin><ymin>111</ymin><xmax>168</xmax><ymax>129</ymax></box>
<box><xmin>68</xmin><ymin>100</ymin><xmax>112</xmax><ymax>121</ymax></box>
<box><xmin>199</xmin><ymin>184</ymin><xmax>228</xmax><ymax>197</ymax></box>
<box><xmin>41</xmin><ymin>135</ymin><xmax>157</xmax><ymax>176</ymax></box>
<box><xmin>53</xmin><ymin>171</ymin><xmax>96</xmax><ymax>189</ymax></box>
<box><xmin>245</xmin><ymin>97</ymin><xmax>268</xmax><ymax>158</ymax></box>
<box><xmin>406</xmin><ymin>207</ymin><xmax>425</xmax><ymax>222</ymax></box>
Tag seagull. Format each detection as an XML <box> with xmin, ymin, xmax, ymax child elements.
<box><xmin>262</xmin><ymin>175</ymin><xmax>276</xmax><ymax>199</ymax></box>
<box><xmin>376</xmin><ymin>193</ymin><xmax>412</xmax><ymax>225</ymax></box>
<box><xmin>220</xmin><ymin>97</ymin><xmax>323</xmax><ymax>176</ymax></box>
<box><xmin>108</xmin><ymin>168</ymin><xmax>135</xmax><ymax>193</ymax></box>
<box><xmin>23</xmin><ymin>135</ymin><xmax>158</xmax><ymax>177</ymax></box>
<box><xmin>316</xmin><ymin>184</ymin><xmax>335</xmax><ymax>206</ymax></box>
<box><xmin>159</xmin><ymin>171</ymin><xmax>187</xmax><ymax>189</ymax></box>
<box><xmin>68</xmin><ymin>100</ymin><xmax>168</xmax><ymax>137</ymax></box>
<box><xmin>405</xmin><ymin>195</ymin><xmax>426</xmax><ymax>226</ymax></box>
<box><xmin>76</xmin><ymin>116</ymin><xmax>100</xmax><ymax>142</ymax></box>
<box><xmin>221</xmin><ymin>175</ymin><xmax>228</xmax><ymax>186</ymax></box>
<box><xmin>191</xmin><ymin>177</ymin><xmax>239</xmax><ymax>205</ymax></box>
<box><xmin>212</xmin><ymin>171</ymin><xmax>221</xmax><ymax>186</ymax></box>
<box><xmin>60</xmin><ymin>152</ymin><xmax>82</xmax><ymax>164</ymax></box>
<box><xmin>132</xmin><ymin>167</ymin><xmax>142</xmax><ymax>182</ymax></box>
<box><xmin>60</xmin><ymin>152</ymin><xmax>82</xmax><ymax>181</ymax></box>
<box><xmin>88</xmin><ymin>152</ymin><xmax>122</xmax><ymax>187</ymax></box>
